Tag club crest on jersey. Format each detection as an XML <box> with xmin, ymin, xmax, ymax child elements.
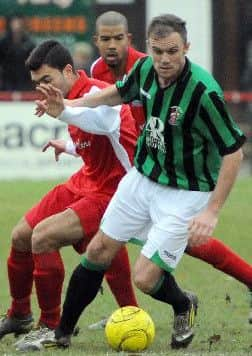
<box><xmin>168</xmin><ymin>106</ymin><xmax>183</xmax><ymax>126</ymax></box>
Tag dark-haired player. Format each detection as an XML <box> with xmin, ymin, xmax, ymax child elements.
<box><xmin>0</xmin><ymin>39</ymin><xmax>139</xmax><ymax>351</ymax></box>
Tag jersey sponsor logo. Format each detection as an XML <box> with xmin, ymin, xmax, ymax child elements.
<box><xmin>74</xmin><ymin>139</ymin><xmax>91</xmax><ymax>149</ymax></box>
<box><xmin>140</xmin><ymin>88</ymin><xmax>151</xmax><ymax>100</ymax></box>
<box><xmin>145</xmin><ymin>116</ymin><xmax>166</xmax><ymax>153</ymax></box>
<box><xmin>168</xmin><ymin>106</ymin><xmax>183</xmax><ymax>126</ymax></box>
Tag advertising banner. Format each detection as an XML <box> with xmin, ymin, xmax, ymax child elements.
<box><xmin>0</xmin><ymin>102</ymin><xmax>82</xmax><ymax>179</ymax></box>
<box><xmin>0</xmin><ymin>0</ymin><xmax>94</xmax><ymax>49</ymax></box>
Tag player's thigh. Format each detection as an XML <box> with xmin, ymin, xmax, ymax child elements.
<box><xmin>142</xmin><ymin>226</ymin><xmax>187</xmax><ymax>273</ymax></box>
<box><xmin>33</xmin><ymin>194</ymin><xmax>112</xmax><ymax>253</ymax></box>
<box><xmin>142</xmin><ymin>188</ymin><xmax>211</xmax><ymax>272</ymax></box>
<box><xmin>150</xmin><ymin>186</ymin><xmax>211</xmax><ymax>228</ymax></box>
<box><xmin>101</xmin><ymin>167</ymin><xmax>151</xmax><ymax>242</ymax></box>
<box><xmin>25</xmin><ymin>183</ymin><xmax>77</xmax><ymax>229</ymax></box>
<box><xmin>32</xmin><ymin>208</ymin><xmax>83</xmax><ymax>251</ymax></box>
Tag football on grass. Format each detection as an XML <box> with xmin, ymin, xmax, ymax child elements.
<box><xmin>105</xmin><ymin>306</ymin><xmax>155</xmax><ymax>352</ymax></box>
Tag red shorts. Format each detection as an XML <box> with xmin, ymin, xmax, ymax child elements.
<box><xmin>25</xmin><ymin>183</ymin><xmax>111</xmax><ymax>254</ymax></box>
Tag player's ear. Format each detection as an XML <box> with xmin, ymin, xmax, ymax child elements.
<box><xmin>127</xmin><ymin>33</ymin><xmax>132</xmax><ymax>44</ymax></box>
<box><xmin>63</xmin><ymin>64</ymin><xmax>73</xmax><ymax>77</ymax></box>
<box><xmin>146</xmin><ymin>39</ymin><xmax>151</xmax><ymax>55</ymax></box>
<box><xmin>184</xmin><ymin>42</ymin><xmax>190</xmax><ymax>54</ymax></box>
<box><xmin>93</xmin><ymin>35</ymin><xmax>98</xmax><ymax>46</ymax></box>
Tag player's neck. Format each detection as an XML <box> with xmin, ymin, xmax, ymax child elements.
<box><xmin>66</xmin><ymin>72</ymin><xmax>79</xmax><ymax>95</ymax></box>
<box><xmin>159</xmin><ymin>78</ymin><xmax>172</xmax><ymax>88</ymax></box>
<box><xmin>71</xmin><ymin>72</ymin><xmax>79</xmax><ymax>83</ymax></box>
<box><xmin>109</xmin><ymin>59</ymin><xmax>127</xmax><ymax>81</ymax></box>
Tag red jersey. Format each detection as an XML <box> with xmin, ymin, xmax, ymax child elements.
<box><xmin>64</xmin><ymin>70</ymin><xmax>137</xmax><ymax>198</ymax></box>
<box><xmin>90</xmin><ymin>46</ymin><xmax>146</xmax><ymax>135</ymax></box>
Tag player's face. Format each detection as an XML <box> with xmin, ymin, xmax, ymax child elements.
<box><xmin>30</xmin><ymin>64</ymin><xmax>72</xmax><ymax>97</ymax></box>
<box><xmin>148</xmin><ymin>32</ymin><xmax>189</xmax><ymax>87</ymax></box>
<box><xmin>94</xmin><ymin>25</ymin><xmax>131</xmax><ymax>67</ymax></box>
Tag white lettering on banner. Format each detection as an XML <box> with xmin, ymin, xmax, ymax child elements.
<box><xmin>0</xmin><ymin>102</ymin><xmax>81</xmax><ymax>180</ymax></box>
<box><xmin>0</xmin><ymin>123</ymin><xmax>65</xmax><ymax>149</ymax></box>
<box><xmin>17</xmin><ymin>0</ymin><xmax>74</xmax><ymax>8</ymax></box>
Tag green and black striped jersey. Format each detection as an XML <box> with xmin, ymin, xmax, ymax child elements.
<box><xmin>116</xmin><ymin>56</ymin><xmax>246</xmax><ymax>192</ymax></box>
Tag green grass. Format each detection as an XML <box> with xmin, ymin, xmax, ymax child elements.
<box><xmin>0</xmin><ymin>178</ymin><xmax>251</xmax><ymax>355</ymax></box>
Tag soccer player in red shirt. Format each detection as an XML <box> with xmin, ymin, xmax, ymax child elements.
<box><xmin>91</xmin><ymin>11</ymin><xmax>146</xmax><ymax>136</ymax></box>
<box><xmin>0</xmin><ymin>40</ymin><xmax>139</xmax><ymax>347</ymax></box>
<box><xmin>91</xmin><ymin>11</ymin><xmax>252</xmax><ymax>323</ymax></box>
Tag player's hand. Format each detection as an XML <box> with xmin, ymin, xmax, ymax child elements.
<box><xmin>36</xmin><ymin>84</ymin><xmax>65</xmax><ymax>118</ymax></box>
<box><xmin>35</xmin><ymin>99</ymin><xmax>48</xmax><ymax>117</ymax></box>
<box><xmin>188</xmin><ymin>209</ymin><xmax>218</xmax><ymax>246</ymax></box>
<box><xmin>42</xmin><ymin>139</ymin><xmax>66</xmax><ymax>161</ymax></box>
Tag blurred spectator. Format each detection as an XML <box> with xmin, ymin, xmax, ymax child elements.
<box><xmin>241</xmin><ymin>40</ymin><xmax>252</xmax><ymax>92</ymax></box>
<box><xmin>0</xmin><ymin>15</ymin><xmax>35</xmax><ymax>91</ymax></box>
<box><xmin>72</xmin><ymin>41</ymin><xmax>94</xmax><ymax>75</ymax></box>
<box><xmin>240</xmin><ymin>39</ymin><xmax>252</xmax><ymax>172</ymax></box>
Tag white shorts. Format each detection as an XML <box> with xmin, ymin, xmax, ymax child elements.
<box><xmin>101</xmin><ymin>167</ymin><xmax>211</xmax><ymax>271</ymax></box>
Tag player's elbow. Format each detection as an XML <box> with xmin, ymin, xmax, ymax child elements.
<box><xmin>238</xmin><ymin>148</ymin><xmax>244</xmax><ymax>161</ymax></box>
<box><xmin>232</xmin><ymin>147</ymin><xmax>244</xmax><ymax>164</ymax></box>
<box><xmin>224</xmin><ymin>147</ymin><xmax>243</xmax><ymax>163</ymax></box>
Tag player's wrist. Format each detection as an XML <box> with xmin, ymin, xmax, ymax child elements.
<box><xmin>206</xmin><ymin>202</ymin><xmax>221</xmax><ymax>216</ymax></box>
<box><xmin>65</xmin><ymin>140</ymin><xmax>77</xmax><ymax>156</ymax></box>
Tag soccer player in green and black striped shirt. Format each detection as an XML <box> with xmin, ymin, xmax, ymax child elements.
<box><xmin>36</xmin><ymin>14</ymin><xmax>245</xmax><ymax>351</ymax></box>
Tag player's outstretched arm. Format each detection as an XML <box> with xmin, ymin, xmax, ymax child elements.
<box><xmin>67</xmin><ymin>84</ymin><xmax>123</xmax><ymax>108</ymax></box>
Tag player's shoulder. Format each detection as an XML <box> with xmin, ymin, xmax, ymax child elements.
<box><xmin>127</xmin><ymin>47</ymin><xmax>147</xmax><ymax>69</ymax></box>
<box><xmin>89</xmin><ymin>77</ymin><xmax>110</xmax><ymax>90</ymax></box>
<box><xmin>90</xmin><ymin>57</ymin><xmax>107</xmax><ymax>78</ymax></box>
<box><xmin>190</xmin><ymin>60</ymin><xmax>223</xmax><ymax>96</ymax></box>
<box><xmin>78</xmin><ymin>67</ymin><xmax>109</xmax><ymax>90</ymax></box>
<box><xmin>133</xmin><ymin>56</ymin><xmax>152</xmax><ymax>73</ymax></box>
<box><xmin>81</xmin><ymin>79</ymin><xmax>109</xmax><ymax>98</ymax></box>
<box><xmin>128</xmin><ymin>46</ymin><xmax>146</xmax><ymax>60</ymax></box>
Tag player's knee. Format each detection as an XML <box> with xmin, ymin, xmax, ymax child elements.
<box><xmin>133</xmin><ymin>271</ymin><xmax>152</xmax><ymax>293</ymax></box>
<box><xmin>32</xmin><ymin>222</ymin><xmax>54</xmax><ymax>253</ymax></box>
<box><xmin>87</xmin><ymin>234</ymin><xmax>113</xmax><ymax>265</ymax></box>
<box><xmin>87</xmin><ymin>241</ymin><xmax>107</xmax><ymax>263</ymax></box>
<box><xmin>11</xmin><ymin>219</ymin><xmax>32</xmax><ymax>251</ymax></box>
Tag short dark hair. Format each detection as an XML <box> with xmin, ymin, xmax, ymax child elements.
<box><xmin>96</xmin><ymin>11</ymin><xmax>128</xmax><ymax>33</ymax></box>
<box><xmin>26</xmin><ymin>40</ymin><xmax>74</xmax><ymax>71</ymax></box>
<box><xmin>147</xmin><ymin>14</ymin><xmax>187</xmax><ymax>43</ymax></box>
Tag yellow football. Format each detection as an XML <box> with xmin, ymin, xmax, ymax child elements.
<box><xmin>105</xmin><ymin>306</ymin><xmax>155</xmax><ymax>352</ymax></box>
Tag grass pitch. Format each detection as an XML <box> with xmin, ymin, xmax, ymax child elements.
<box><xmin>0</xmin><ymin>178</ymin><xmax>251</xmax><ymax>355</ymax></box>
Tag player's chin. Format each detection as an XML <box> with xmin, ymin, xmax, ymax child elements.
<box><xmin>105</xmin><ymin>57</ymin><xmax>119</xmax><ymax>67</ymax></box>
<box><xmin>158</xmin><ymin>67</ymin><xmax>173</xmax><ymax>77</ymax></box>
